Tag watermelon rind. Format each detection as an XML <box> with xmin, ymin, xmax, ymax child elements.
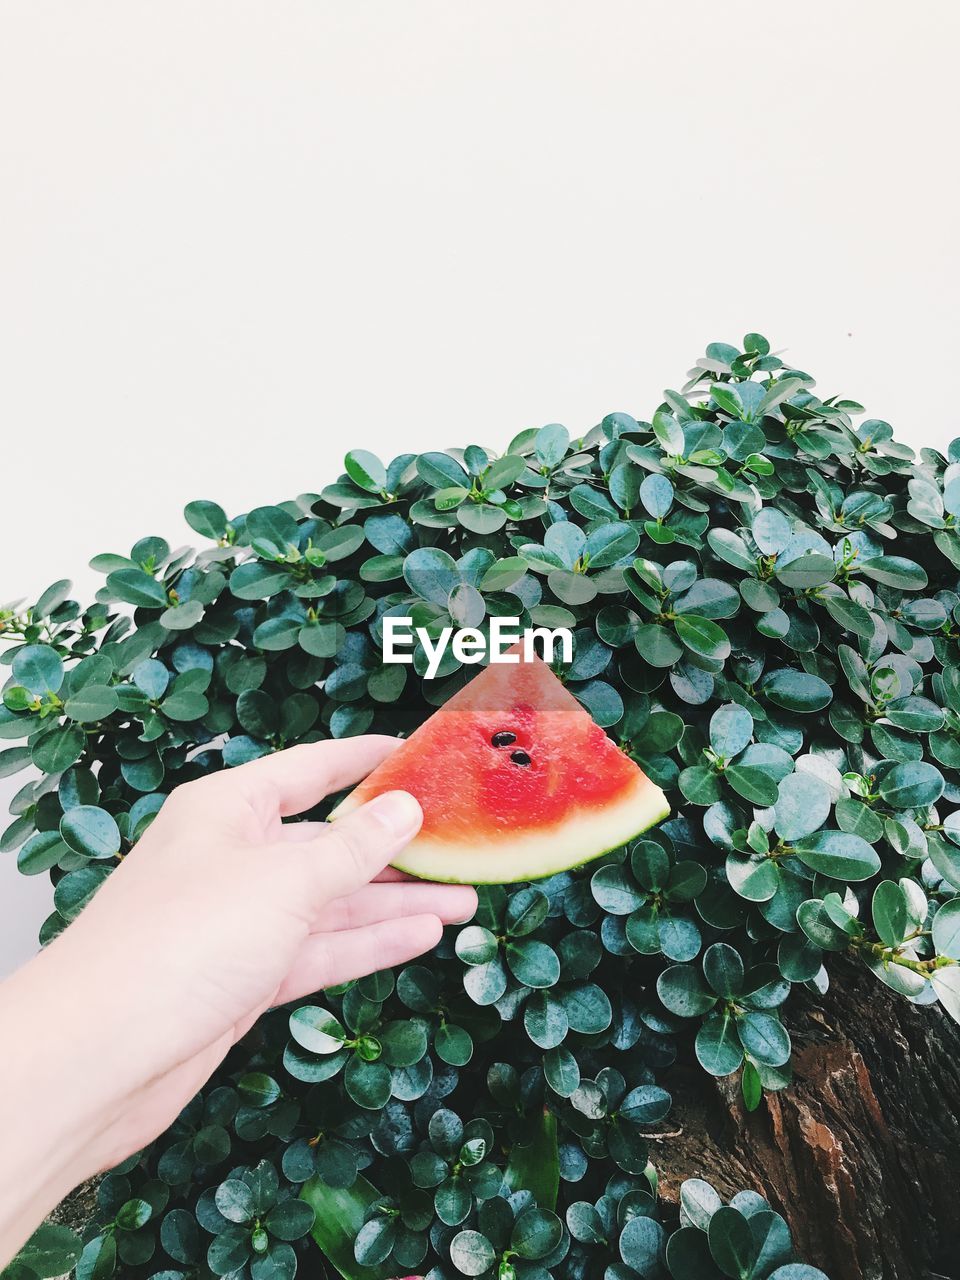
<box><xmin>330</xmin><ymin>772</ymin><xmax>670</xmax><ymax>884</ymax></box>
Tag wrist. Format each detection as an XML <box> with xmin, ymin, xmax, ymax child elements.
<box><xmin>0</xmin><ymin>942</ymin><xmax>124</xmax><ymax>1263</ymax></box>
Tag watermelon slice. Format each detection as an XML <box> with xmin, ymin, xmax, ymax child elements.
<box><xmin>330</xmin><ymin>653</ymin><xmax>669</xmax><ymax>883</ymax></box>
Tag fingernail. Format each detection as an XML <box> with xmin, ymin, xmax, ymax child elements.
<box><xmin>366</xmin><ymin>790</ymin><xmax>422</xmax><ymax>837</ymax></box>
<box><xmin>453</xmin><ymin>888</ymin><xmax>479</xmax><ymax>922</ymax></box>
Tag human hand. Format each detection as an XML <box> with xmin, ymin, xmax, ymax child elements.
<box><xmin>0</xmin><ymin>737</ymin><xmax>476</xmax><ymax>1262</ymax></box>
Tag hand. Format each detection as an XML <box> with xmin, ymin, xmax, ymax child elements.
<box><xmin>0</xmin><ymin>736</ymin><xmax>477</xmax><ymax>1264</ymax></box>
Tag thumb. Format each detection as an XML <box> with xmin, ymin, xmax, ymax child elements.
<box><xmin>284</xmin><ymin>790</ymin><xmax>423</xmax><ymax>910</ymax></box>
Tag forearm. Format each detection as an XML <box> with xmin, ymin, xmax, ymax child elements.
<box><xmin>0</xmin><ymin>943</ymin><xmax>117</xmax><ymax>1266</ymax></box>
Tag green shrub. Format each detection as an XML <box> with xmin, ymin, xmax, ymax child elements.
<box><xmin>5</xmin><ymin>333</ymin><xmax>960</xmax><ymax>1280</ymax></box>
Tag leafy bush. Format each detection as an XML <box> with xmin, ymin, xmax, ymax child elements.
<box><xmin>5</xmin><ymin>333</ymin><xmax>960</xmax><ymax>1280</ymax></box>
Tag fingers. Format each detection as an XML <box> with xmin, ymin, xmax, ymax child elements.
<box><xmin>312</xmin><ymin>881</ymin><xmax>477</xmax><ymax>932</ymax></box>
<box><xmin>288</xmin><ymin>791</ymin><xmax>423</xmax><ymax>906</ymax></box>
<box><xmin>273</xmin><ymin>914</ymin><xmax>444</xmax><ymax>1004</ymax></box>
<box><xmin>279</xmin><ymin>827</ymin><xmax>416</xmax><ymax>884</ymax></box>
<box><xmin>177</xmin><ymin>736</ymin><xmax>403</xmax><ymax>819</ymax></box>
<box><xmin>278</xmin><ymin>821</ymin><xmax>328</xmax><ymax>843</ymax></box>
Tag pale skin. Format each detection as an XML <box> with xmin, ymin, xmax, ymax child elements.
<box><xmin>0</xmin><ymin>735</ymin><xmax>477</xmax><ymax>1266</ymax></box>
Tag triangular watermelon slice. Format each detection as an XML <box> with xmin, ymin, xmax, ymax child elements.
<box><xmin>330</xmin><ymin>653</ymin><xmax>669</xmax><ymax>883</ymax></box>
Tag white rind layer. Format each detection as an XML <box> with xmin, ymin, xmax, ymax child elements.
<box><xmin>330</xmin><ymin>774</ymin><xmax>670</xmax><ymax>884</ymax></box>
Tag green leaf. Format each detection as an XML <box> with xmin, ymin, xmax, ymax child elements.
<box><xmin>31</xmin><ymin>724</ymin><xmax>86</xmax><ymax>774</ymax></box>
<box><xmin>230</xmin><ymin>561</ymin><xmax>294</xmax><ymax>599</ymax></box>
<box><xmin>763</xmin><ymin>669</ymin><xmax>833</xmax><ymax>713</ymax></box>
<box><xmin>710</xmin><ymin>703</ymin><xmax>753</xmax><ymax>759</ymax></box>
<box><xmin>64</xmin><ymin>685</ymin><xmax>119</xmax><ymax>723</ymax></box>
<box><xmin>797</xmin><ymin>899</ymin><xmax>853</xmax><ymax>951</ymax></box>
<box><xmin>741</xmin><ymin>1060</ymin><xmax>763</xmax><ymax>1111</ymax></box>
<box><xmin>619</xmin><ymin>1216</ymin><xmax>666</xmax><ymax>1272</ymax></box>
<box><xmin>455</xmin><ymin>924</ymin><xmax>499</xmax><ymax>965</ymax></box>
<box><xmin>161</xmin><ymin>599</ymin><xmax>204</xmax><ymax>631</ymax></box>
<box><xmin>543</xmin><ymin>1044</ymin><xmax>579</xmax><ymax>1096</ymax></box>
<box><xmin>505</xmin><ymin>938</ymin><xmax>561</xmax><ymax>988</ymax></box>
<box><xmin>634</xmin><ymin>624</ymin><xmax>683</xmax><ymax>667</ymax></box>
<box><xmin>161</xmin><ymin>686</ymin><xmax>209</xmax><ymax>721</ymax></box>
<box><xmin>417</xmin><ymin>451</ymin><xmax>470</xmax><ymax>489</ymax></box>
<box><xmin>773</xmin><ymin>772</ymin><xmax>832</xmax><ymax>841</ymax></box>
<box><xmin>485</xmin><ymin>453</ymin><xmax>527</xmax><ymax>488</ymax></box>
<box><xmin>303</xmin><ymin>1174</ymin><xmax>393</xmax><ymax>1280</ymax></box>
<box><xmin>774</xmin><ymin>552</ymin><xmax>835</xmax><ymax>590</ymax></box>
<box><xmin>75</xmin><ymin>1232</ymin><xmax>117</xmax><ymax>1280</ymax></box>
<box><xmin>0</xmin><ymin>746</ymin><xmax>32</xmax><ymax>779</ymax></box>
<box><xmin>511</xmin><ymin>1207</ymin><xmax>563</xmax><ymax>1259</ymax></box>
<box><xmin>344</xmin><ymin>1056</ymin><xmax>392</xmax><ymax>1109</ymax></box>
<box><xmin>620</xmin><ymin>1083</ymin><xmax>671</xmax><ymax>1126</ymax></box>
<box><xmin>878</xmin><ymin>761</ymin><xmax>944</xmax><ymax>809</ymax></box>
<box><xmin>535</xmin><ymin>423</ymin><xmax>570</xmax><ymax>468</ymax></box>
<box><xmin>106</xmin><ymin>568</ymin><xmax>169</xmax><ymax>608</ymax></box>
<box><xmin>185</xmin><ymin>499</ymin><xmax>228</xmax><ymax>539</ymax></box>
<box><xmin>679</xmin><ymin>765</ymin><xmax>722</xmax><ymax>806</ymax></box>
<box><xmin>116</xmin><ymin>1197</ymin><xmax>153</xmax><ymax>1230</ymax></box>
<box><xmin>653</xmin><ymin>411</ymin><xmax>685</xmax><ymax>454</ymax></box>
<box><xmin>858</xmin><ymin>555</ymin><xmax>928</xmax><ymax>590</ymax></box>
<box><xmin>591</xmin><ymin>864</ymin><xmax>645</xmax><ymax>915</ymax></box>
<box><xmin>238</xmin><ymin>1071</ymin><xmax>282</xmax><ymax>1108</ymax></box>
<box><xmin>403</xmin><ymin>546</ymin><xmax>460</xmax><ymax>604</ymax></box>
<box><xmin>932</xmin><ymin>898</ymin><xmax>960</xmax><ymax>959</ymax></box>
<box><xmin>11</xmin><ymin>1223</ymin><xmax>83</xmax><ymax>1278</ymax></box>
<box><xmin>823</xmin><ymin>593</ymin><xmax>875</xmax><ymax>638</ymax></box>
<box><xmin>737</xmin><ymin>1011</ymin><xmax>791</xmax><ymax>1067</ymax></box>
<box><xmin>708</xmin><ymin>1206</ymin><xmax>757</xmax><ymax>1279</ymax></box>
<box><xmin>265</xmin><ymin>1199</ymin><xmax>315</xmax><ymax>1241</ymax></box>
<box><xmin>289</xmin><ymin>1006</ymin><xmax>346</xmax><ymax>1054</ymax></box>
<box><xmin>449</xmin><ymin>1229</ymin><xmax>496</xmax><ymax>1276</ymax></box>
<box><xmin>245</xmin><ymin>505</ymin><xmax>300</xmax><ymax>553</ymax></box>
<box><xmin>345</xmin><ymin>450</ymin><xmax>387</xmax><ymax>494</ymax></box>
<box><xmin>932</xmin><ymin>965</ymin><xmax>960</xmax><ymax>1025</ymax></box>
<box><xmin>12</xmin><ymin>644</ymin><xmax>64</xmax><ymax>695</ymax></box>
<box><xmin>725</xmin><ymin>764</ymin><xmax>780</xmax><ymax>807</ymax></box>
<box><xmin>726</xmin><ymin>851</ymin><xmax>780</xmax><ymax>903</ymax></box>
<box><xmin>872</xmin><ymin>881</ymin><xmax>908</xmax><ymax>949</ymax></box>
<box><xmin>696</xmin><ymin>1011</ymin><xmax>744</xmax><ymax>1077</ymax></box>
<box><xmin>208</xmin><ymin>1225</ymin><xmax>252</xmax><ymax>1275</ymax></box>
<box><xmin>703</xmin><ymin>943</ymin><xmax>744</xmax><ymax>998</ymax></box>
<box><xmin>33</xmin><ymin>579</ymin><xmax>73</xmax><ymax>618</ymax></box>
<box><xmin>60</xmin><ymin>805</ymin><xmax>121</xmax><ymax>859</ymax></box>
<box><xmin>215</xmin><ymin>1179</ymin><xmax>255</xmax><ymax>1223</ymax></box>
<box><xmin>680</xmin><ymin>1178</ymin><xmax>723</xmax><ymax>1230</ymax></box>
<box><xmin>792</xmin><ymin>830</ymin><xmax>881</xmax><ymax>881</ymax></box>
<box><xmin>565</xmin><ymin>1201</ymin><xmax>605</xmax><ymax>1244</ymax></box>
<box><xmin>657</xmin><ymin>965</ymin><xmax>717</xmax><ymax>1017</ymax></box>
<box><xmin>675</xmin><ymin>615</ymin><xmax>731</xmax><ymax>661</ymax></box>
<box><xmin>639</xmin><ymin>473</ymin><xmax>674</xmax><ymax>519</ymax></box>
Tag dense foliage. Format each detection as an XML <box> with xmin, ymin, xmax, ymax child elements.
<box><xmin>5</xmin><ymin>334</ymin><xmax>960</xmax><ymax>1280</ymax></box>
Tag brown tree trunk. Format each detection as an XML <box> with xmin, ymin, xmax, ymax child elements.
<box><xmin>654</xmin><ymin>958</ymin><xmax>960</xmax><ymax>1280</ymax></box>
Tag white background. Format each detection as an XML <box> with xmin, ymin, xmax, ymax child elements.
<box><xmin>2</xmin><ymin>1</ymin><xmax>959</xmax><ymax>973</ymax></box>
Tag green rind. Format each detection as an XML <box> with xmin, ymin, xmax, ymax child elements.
<box><xmin>386</xmin><ymin>791</ymin><xmax>671</xmax><ymax>884</ymax></box>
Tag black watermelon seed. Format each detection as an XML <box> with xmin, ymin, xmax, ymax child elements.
<box><xmin>491</xmin><ymin>731</ymin><xmax>517</xmax><ymax>747</ymax></box>
<box><xmin>510</xmin><ymin>749</ymin><xmax>532</xmax><ymax>766</ymax></box>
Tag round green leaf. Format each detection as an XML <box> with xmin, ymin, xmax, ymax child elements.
<box><xmin>60</xmin><ymin>805</ymin><xmax>121</xmax><ymax>859</ymax></box>
<box><xmin>773</xmin><ymin>772</ymin><xmax>832</xmax><ymax>841</ymax></box>
<box><xmin>657</xmin><ymin>965</ymin><xmax>717</xmax><ymax>1017</ymax></box>
<box><xmin>792</xmin><ymin>830</ymin><xmax>881</xmax><ymax>881</ymax></box>
<box><xmin>12</xmin><ymin>644</ymin><xmax>65</xmax><ymax>694</ymax></box>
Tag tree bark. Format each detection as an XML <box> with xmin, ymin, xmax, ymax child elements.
<box><xmin>654</xmin><ymin>957</ymin><xmax>960</xmax><ymax>1280</ymax></box>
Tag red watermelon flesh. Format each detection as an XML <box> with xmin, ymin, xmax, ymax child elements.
<box><xmin>330</xmin><ymin>653</ymin><xmax>669</xmax><ymax>883</ymax></box>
